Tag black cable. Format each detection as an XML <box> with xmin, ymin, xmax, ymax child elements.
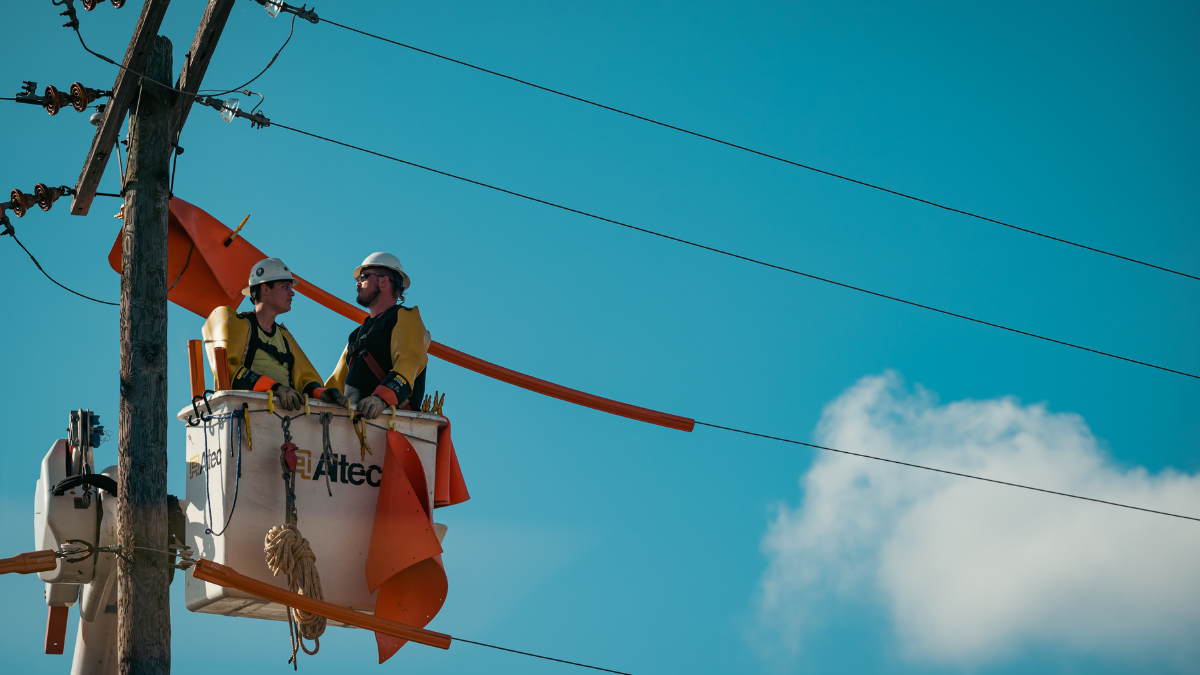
<box><xmin>206</xmin><ymin>15</ymin><xmax>296</xmax><ymax>98</ymax></box>
<box><xmin>169</xmin><ymin>145</ymin><xmax>179</xmax><ymax>197</ymax></box>
<box><xmin>317</xmin><ymin>17</ymin><xmax>1198</xmax><ymax>283</ymax></box>
<box><xmin>70</xmin><ymin>22</ymin><xmax>189</xmax><ymax>97</ymax></box>
<box><xmin>269</xmin><ymin>119</ymin><xmax>1199</xmax><ymax>381</ymax></box>
<box><xmin>695</xmin><ymin>421</ymin><xmax>1200</xmax><ymax>523</ymax></box>
<box><xmin>2</xmin><ymin>224</ymin><xmax>118</xmax><ymax>306</ymax></box>
<box><xmin>454</xmin><ymin>637</ymin><xmax>634</xmax><ymax>675</ymax></box>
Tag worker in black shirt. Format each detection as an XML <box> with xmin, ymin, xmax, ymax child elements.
<box><xmin>324</xmin><ymin>252</ymin><xmax>429</xmax><ymax>419</ymax></box>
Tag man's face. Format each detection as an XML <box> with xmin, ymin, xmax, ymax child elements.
<box><xmin>260</xmin><ymin>280</ymin><xmax>295</xmax><ymax>314</ymax></box>
<box><xmin>355</xmin><ymin>267</ymin><xmax>389</xmax><ymax>308</ymax></box>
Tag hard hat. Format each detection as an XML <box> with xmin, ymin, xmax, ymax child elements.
<box><xmin>241</xmin><ymin>257</ymin><xmax>294</xmax><ymax>296</ymax></box>
<box><xmin>353</xmin><ymin>252</ymin><xmax>411</xmax><ymax>291</ymax></box>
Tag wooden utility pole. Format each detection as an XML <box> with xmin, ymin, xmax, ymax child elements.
<box><xmin>65</xmin><ymin>0</ymin><xmax>233</xmax><ymax>670</ymax></box>
<box><xmin>117</xmin><ymin>35</ymin><xmax>173</xmax><ymax>674</ymax></box>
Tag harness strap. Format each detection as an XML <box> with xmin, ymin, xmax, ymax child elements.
<box><xmin>362</xmin><ymin>351</ymin><xmax>387</xmax><ymax>382</ymax></box>
<box><xmin>239</xmin><ymin>312</ymin><xmax>295</xmax><ymax>374</ymax></box>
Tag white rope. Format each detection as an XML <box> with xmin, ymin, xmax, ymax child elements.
<box><xmin>264</xmin><ymin>524</ymin><xmax>326</xmax><ymax>657</ymax></box>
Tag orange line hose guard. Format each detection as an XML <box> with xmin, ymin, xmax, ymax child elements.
<box><xmin>192</xmin><ymin>559</ymin><xmax>452</xmax><ymax>650</ymax></box>
<box><xmin>292</xmin><ymin>275</ymin><xmax>695</xmax><ymax>432</ymax></box>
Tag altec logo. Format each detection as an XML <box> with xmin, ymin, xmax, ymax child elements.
<box><xmin>187</xmin><ymin>449</ymin><xmax>382</xmax><ymax>487</ymax></box>
<box><xmin>294</xmin><ymin>449</ymin><xmax>383</xmax><ymax>487</ymax></box>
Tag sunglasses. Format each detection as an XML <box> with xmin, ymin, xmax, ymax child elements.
<box><xmin>356</xmin><ymin>271</ymin><xmax>389</xmax><ymax>283</ymax></box>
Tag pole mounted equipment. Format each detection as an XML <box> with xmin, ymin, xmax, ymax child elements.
<box><xmin>198</xmin><ymin>95</ymin><xmax>270</xmax><ymax>128</ymax></box>
<box><xmin>35</xmin><ymin>184</ymin><xmax>76</xmax><ymax>211</ymax></box>
<box><xmin>12</xmin><ymin>81</ymin><xmax>112</xmax><ymax>116</ymax></box>
<box><xmin>9</xmin><ymin>189</ymin><xmax>39</xmax><ymax>218</ymax></box>
<box><xmin>52</xmin><ymin>0</ymin><xmax>80</xmax><ymax>29</ymax></box>
<box><xmin>252</xmin><ymin>0</ymin><xmax>319</xmax><ymax>24</ymax></box>
<box><xmin>82</xmin><ymin>0</ymin><xmax>127</xmax><ymax>9</ymax></box>
<box><xmin>8</xmin><ymin>185</ymin><xmax>76</xmax><ymax>217</ymax></box>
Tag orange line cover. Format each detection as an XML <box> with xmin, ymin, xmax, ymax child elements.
<box><xmin>192</xmin><ymin>559</ymin><xmax>452</xmax><ymax>650</ymax></box>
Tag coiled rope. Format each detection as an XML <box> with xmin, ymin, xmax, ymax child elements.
<box><xmin>264</xmin><ymin>523</ymin><xmax>326</xmax><ymax>659</ymax></box>
<box><xmin>265</xmin><ymin>414</ymin><xmax>327</xmax><ymax>666</ymax></box>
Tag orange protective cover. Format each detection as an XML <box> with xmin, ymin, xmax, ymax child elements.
<box><xmin>366</xmin><ymin>430</ymin><xmax>457</xmax><ymax>663</ymax></box>
<box><xmin>434</xmin><ymin>419</ymin><xmax>470</xmax><ymax>508</ymax></box>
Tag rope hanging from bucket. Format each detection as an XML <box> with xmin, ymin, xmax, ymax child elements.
<box><xmin>264</xmin><ymin>414</ymin><xmax>326</xmax><ymax>666</ymax></box>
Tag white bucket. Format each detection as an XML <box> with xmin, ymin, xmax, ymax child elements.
<box><xmin>178</xmin><ymin>391</ymin><xmax>446</xmax><ymax>624</ymax></box>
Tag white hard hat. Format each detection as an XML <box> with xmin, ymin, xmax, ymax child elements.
<box><xmin>242</xmin><ymin>257</ymin><xmax>294</xmax><ymax>296</ymax></box>
<box><xmin>353</xmin><ymin>252</ymin><xmax>411</xmax><ymax>291</ymax></box>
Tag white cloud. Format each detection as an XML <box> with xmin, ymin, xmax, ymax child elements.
<box><xmin>757</xmin><ymin>372</ymin><xmax>1200</xmax><ymax>667</ymax></box>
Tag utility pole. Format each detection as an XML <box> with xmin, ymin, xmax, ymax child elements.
<box><xmin>118</xmin><ymin>34</ymin><xmax>173</xmax><ymax>674</ymax></box>
<box><xmin>64</xmin><ymin>0</ymin><xmax>234</xmax><ymax>670</ymax></box>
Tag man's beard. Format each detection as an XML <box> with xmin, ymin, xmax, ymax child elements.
<box><xmin>356</xmin><ymin>286</ymin><xmax>380</xmax><ymax>308</ymax></box>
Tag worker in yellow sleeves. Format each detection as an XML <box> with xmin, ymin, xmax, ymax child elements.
<box><xmin>325</xmin><ymin>252</ymin><xmax>429</xmax><ymax>419</ymax></box>
<box><xmin>202</xmin><ymin>257</ymin><xmax>349</xmax><ymax>411</ymax></box>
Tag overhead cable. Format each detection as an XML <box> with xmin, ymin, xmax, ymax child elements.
<box><xmin>695</xmin><ymin>422</ymin><xmax>1200</xmax><ymax>524</ymax></box>
<box><xmin>204</xmin><ymin>15</ymin><xmax>297</xmax><ymax>99</ymax></box>
<box><xmin>312</xmin><ymin>15</ymin><xmax>1198</xmax><ymax>283</ymax></box>
<box><xmin>266</xmin><ymin>118</ymin><xmax>1198</xmax><ymax>381</ymax></box>
<box><xmin>455</xmin><ymin>637</ymin><xmax>634</xmax><ymax>674</ymax></box>
<box><xmin>1</xmin><ymin>217</ymin><xmax>117</xmax><ymax>306</ymax></box>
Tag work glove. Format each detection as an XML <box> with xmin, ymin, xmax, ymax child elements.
<box><xmin>356</xmin><ymin>395</ymin><xmax>386</xmax><ymax>420</ymax></box>
<box><xmin>274</xmin><ymin>385</ymin><xmax>304</xmax><ymax>411</ymax></box>
<box><xmin>319</xmin><ymin>387</ymin><xmax>348</xmax><ymax>407</ymax></box>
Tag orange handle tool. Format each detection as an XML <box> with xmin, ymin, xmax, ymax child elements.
<box><xmin>192</xmin><ymin>560</ymin><xmax>452</xmax><ymax>650</ymax></box>
<box><xmin>0</xmin><ymin>549</ymin><xmax>57</xmax><ymax>575</ymax></box>
<box><xmin>212</xmin><ymin>346</ymin><xmax>231</xmax><ymax>391</ymax></box>
<box><xmin>188</xmin><ymin>339</ymin><xmax>207</xmax><ymax>398</ymax></box>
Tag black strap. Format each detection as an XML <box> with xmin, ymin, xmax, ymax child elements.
<box><xmin>239</xmin><ymin>312</ymin><xmax>294</xmax><ymax>373</ymax></box>
<box><xmin>362</xmin><ymin>351</ymin><xmax>387</xmax><ymax>381</ymax></box>
<box><xmin>52</xmin><ymin>473</ymin><xmax>117</xmax><ymax>496</ymax></box>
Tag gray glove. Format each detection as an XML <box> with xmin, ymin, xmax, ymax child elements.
<box><xmin>319</xmin><ymin>387</ymin><xmax>348</xmax><ymax>407</ymax></box>
<box><xmin>356</xmin><ymin>395</ymin><xmax>386</xmax><ymax>420</ymax></box>
<box><xmin>275</xmin><ymin>385</ymin><xmax>304</xmax><ymax>411</ymax></box>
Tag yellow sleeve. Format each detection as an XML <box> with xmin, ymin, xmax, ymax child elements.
<box><xmin>282</xmin><ymin>327</ymin><xmax>324</xmax><ymax>396</ymax></box>
<box><xmin>324</xmin><ymin>345</ymin><xmax>350</xmax><ymax>390</ymax></box>
<box><xmin>389</xmin><ymin>306</ymin><xmax>429</xmax><ymax>387</ymax></box>
<box><xmin>201</xmin><ymin>306</ymin><xmax>249</xmax><ymax>387</ymax></box>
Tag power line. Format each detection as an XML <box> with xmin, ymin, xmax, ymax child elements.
<box><xmin>1</xmin><ymin>219</ymin><xmax>117</xmax><ymax>306</ymax></box>
<box><xmin>268</xmin><ymin>118</ymin><xmax>1198</xmax><ymax>381</ymax></box>
<box><xmin>456</xmin><ymin>637</ymin><xmax>634</xmax><ymax>675</ymax></box>
<box><xmin>315</xmin><ymin>15</ymin><xmax>1199</xmax><ymax>283</ymax></box>
<box><xmin>204</xmin><ymin>15</ymin><xmax>297</xmax><ymax>99</ymax></box>
<box><xmin>695</xmin><ymin>422</ymin><xmax>1200</xmax><ymax>523</ymax></box>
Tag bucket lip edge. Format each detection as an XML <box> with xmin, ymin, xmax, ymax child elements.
<box><xmin>174</xmin><ymin>391</ymin><xmax>448</xmax><ymax>427</ymax></box>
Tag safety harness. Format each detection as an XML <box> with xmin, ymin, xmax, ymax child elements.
<box><xmin>240</xmin><ymin>311</ymin><xmax>295</xmax><ymax>374</ymax></box>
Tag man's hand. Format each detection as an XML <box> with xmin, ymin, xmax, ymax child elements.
<box><xmin>275</xmin><ymin>385</ymin><xmax>304</xmax><ymax>411</ymax></box>
<box><xmin>356</xmin><ymin>395</ymin><xmax>386</xmax><ymax>420</ymax></box>
<box><xmin>319</xmin><ymin>387</ymin><xmax>348</xmax><ymax>406</ymax></box>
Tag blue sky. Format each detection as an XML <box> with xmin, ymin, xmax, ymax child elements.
<box><xmin>1</xmin><ymin>1</ymin><xmax>1198</xmax><ymax>673</ymax></box>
